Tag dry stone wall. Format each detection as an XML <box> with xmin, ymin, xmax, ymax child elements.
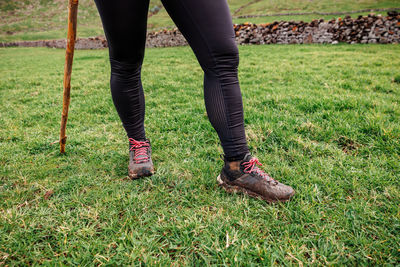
<box><xmin>146</xmin><ymin>28</ymin><xmax>187</xmax><ymax>48</ymax></box>
<box><xmin>234</xmin><ymin>13</ymin><xmax>400</xmax><ymax>45</ymax></box>
<box><xmin>0</xmin><ymin>37</ymin><xmax>107</xmax><ymax>49</ymax></box>
<box><xmin>1</xmin><ymin>12</ymin><xmax>399</xmax><ymax>49</ymax></box>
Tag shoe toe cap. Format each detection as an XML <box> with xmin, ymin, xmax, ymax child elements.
<box><xmin>271</xmin><ymin>182</ymin><xmax>295</xmax><ymax>201</ymax></box>
<box><xmin>128</xmin><ymin>164</ymin><xmax>154</xmax><ymax>179</ymax></box>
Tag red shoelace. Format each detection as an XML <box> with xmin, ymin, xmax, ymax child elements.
<box><xmin>242</xmin><ymin>157</ymin><xmax>276</xmax><ymax>183</ymax></box>
<box><xmin>129</xmin><ymin>138</ymin><xmax>150</xmax><ymax>164</ymax></box>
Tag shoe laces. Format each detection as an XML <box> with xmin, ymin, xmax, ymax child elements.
<box><xmin>129</xmin><ymin>138</ymin><xmax>150</xmax><ymax>164</ymax></box>
<box><xmin>242</xmin><ymin>157</ymin><xmax>276</xmax><ymax>183</ymax></box>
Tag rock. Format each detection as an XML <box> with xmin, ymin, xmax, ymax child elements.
<box><xmin>379</xmin><ymin>37</ymin><xmax>388</xmax><ymax>44</ymax></box>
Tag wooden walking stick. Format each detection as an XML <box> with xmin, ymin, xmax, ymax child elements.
<box><xmin>60</xmin><ymin>0</ymin><xmax>79</xmax><ymax>153</ymax></box>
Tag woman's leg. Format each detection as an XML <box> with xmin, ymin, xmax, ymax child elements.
<box><xmin>161</xmin><ymin>0</ymin><xmax>249</xmax><ymax>160</ymax></box>
<box><xmin>94</xmin><ymin>0</ymin><xmax>150</xmax><ymax>141</ymax></box>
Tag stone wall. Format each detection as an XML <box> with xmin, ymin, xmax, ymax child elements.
<box><xmin>1</xmin><ymin>12</ymin><xmax>399</xmax><ymax>49</ymax></box>
<box><xmin>234</xmin><ymin>13</ymin><xmax>400</xmax><ymax>45</ymax></box>
<box><xmin>146</xmin><ymin>28</ymin><xmax>187</xmax><ymax>48</ymax></box>
<box><xmin>0</xmin><ymin>36</ymin><xmax>107</xmax><ymax>49</ymax></box>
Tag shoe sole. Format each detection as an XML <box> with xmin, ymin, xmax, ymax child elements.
<box><xmin>217</xmin><ymin>175</ymin><xmax>293</xmax><ymax>203</ymax></box>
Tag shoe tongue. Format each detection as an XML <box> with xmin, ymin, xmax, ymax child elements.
<box><xmin>242</xmin><ymin>153</ymin><xmax>253</xmax><ymax>162</ymax></box>
<box><xmin>133</xmin><ymin>148</ymin><xmax>148</xmax><ymax>163</ymax></box>
<box><xmin>136</xmin><ymin>155</ymin><xmax>147</xmax><ymax>161</ymax></box>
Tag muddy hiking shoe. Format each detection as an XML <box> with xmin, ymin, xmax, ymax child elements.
<box><xmin>128</xmin><ymin>138</ymin><xmax>154</xmax><ymax>179</ymax></box>
<box><xmin>217</xmin><ymin>153</ymin><xmax>295</xmax><ymax>203</ymax></box>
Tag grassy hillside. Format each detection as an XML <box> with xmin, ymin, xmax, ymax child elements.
<box><xmin>1</xmin><ymin>0</ymin><xmax>399</xmax><ymax>42</ymax></box>
<box><xmin>1</xmin><ymin>44</ymin><xmax>399</xmax><ymax>265</ymax></box>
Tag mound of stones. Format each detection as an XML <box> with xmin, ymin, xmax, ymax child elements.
<box><xmin>146</xmin><ymin>28</ymin><xmax>187</xmax><ymax>48</ymax></box>
<box><xmin>0</xmin><ymin>36</ymin><xmax>108</xmax><ymax>49</ymax></box>
<box><xmin>1</xmin><ymin>12</ymin><xmax>399</xmax><ymax>49</ymax></box>
<box><xmin>234</xmin><ymin>12</ymin><xmax>400</xmax><ymax>45</ymax></box>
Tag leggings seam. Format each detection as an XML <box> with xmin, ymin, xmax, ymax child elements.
<box><xmin>176</xmin><ymin>0</ymin><xmax>234</xmax><ymax>143</ymax></box>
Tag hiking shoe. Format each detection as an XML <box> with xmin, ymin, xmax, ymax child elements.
<box><xmin>128</xmin><ymin>138</ymin><xmax>154</xmax><ymax>179</ymax></box>
<box><xmin>217</xmin><ymin>153</ymin><xmax>295</xmax><ymax>203</ymax></box>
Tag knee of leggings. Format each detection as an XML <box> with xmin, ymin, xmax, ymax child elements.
<box><xmin>110</xmin><ymin>57</ymin><xmax>142</xmax><ymax>80</ymax></box>
<box><xmin>207</xmin><ymin>46</ymin><xmax>239</xmax><ymax>76</ymax></box>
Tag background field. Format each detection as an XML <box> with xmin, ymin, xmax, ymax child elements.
<box><xmin>1</xmin><ymin>0</ymin><xmax>400</xmax><ymax>42</ymax></box>
<box><xmin>1</xmin><ymin>44</ymin><xmax>399</xmax><ymax>265</ymax></box>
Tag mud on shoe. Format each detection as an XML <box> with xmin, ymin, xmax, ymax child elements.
<box><xmin>217</xmin><ymin>153</ymin><xmax>295</xmax><ymax>203</ymax></box>
<box><xmin>128</xmin><ymin>138</ymin><xmax>154</xmax><ymax>179</ymax></box>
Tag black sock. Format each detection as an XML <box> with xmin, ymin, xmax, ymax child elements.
<box><xmin>225</xmin><ymin>153</ymin><xmax>247</xmax><ymax>162</ymax></box>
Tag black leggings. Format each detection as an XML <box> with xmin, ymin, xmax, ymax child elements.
<box><xmin>94</xmin><ymin>0</ymin><xmax>249</xmax><ymax>159</ymax></box>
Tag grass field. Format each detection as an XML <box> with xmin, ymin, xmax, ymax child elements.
<box><xmin>1</xmin><ymin>0</ymin><xmax>400</xmax><ymax>42</ymax></box>
<box><xmin>1</xmin><ymin>44</ymin><xmax>400</xmax><ymax>265</ymax></box>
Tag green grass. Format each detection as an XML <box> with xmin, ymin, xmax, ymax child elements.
<box><xmin>1</xmin><ymin>0</ymin><xmax>399</xmax><ymax>42</ymax></box>
<box><xmin>233</xmin><ymin>12</ymin><xmax>385</xmax><ymax>25</ymax></box>
<box><xmin>1</xmin><ymin>44</ymin><xmax>400</xmax><ymax>265</ymax></box>
<box><xmin>233</xmin><ymin>0</ymin><xmax>399</xmax><ymax>15</ymax></box>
